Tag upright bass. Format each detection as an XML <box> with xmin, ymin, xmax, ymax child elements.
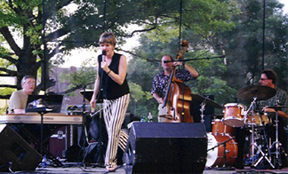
<box><xmin>162</xmin><ymin>40</ymin><xmax>193</xmax><ymax>123</ymax></box>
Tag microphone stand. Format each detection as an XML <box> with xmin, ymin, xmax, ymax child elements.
<box><xmin>78</xmin><ymin>85</ymin><xmax>89</xmax><ymax>168</ymax></box>
<box><xmin>163</xmin><ymin>55</ymin><xmax>225</xmax><ymax>64</ymax></box>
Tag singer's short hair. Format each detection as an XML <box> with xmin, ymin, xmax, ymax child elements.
<box><xmin>99</xmin><ymin>32</ymin><xmax>117</xmax><ymax>46</ymax></box>
<box><xmin>261</xmin><ymin>69</ymin><xmax>277</xmax><ymax>84</ymax></box>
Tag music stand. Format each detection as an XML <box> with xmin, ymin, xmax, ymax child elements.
<box><xmin>80</xmin><ymin>90</ymin><xmax>103</xmax><ymax>104</ymax></box>
<box><xmin>26</xmin><ymin>94</ymin><xmax>64</xmax><ymax>113</ymax></box>
<box><xmin>80</xmin><ymin>89</ymin><xmax>105</xmax><ymax>167</ymax></box>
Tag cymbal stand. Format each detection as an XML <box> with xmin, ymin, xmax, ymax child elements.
<box><xmin>200</xmin><ymin>101</ymin><xmax>206</xmax><ymax>123</ymax></box>
<box><xmin>248</xmin><ymin>98</ymin><xmax>274</xmax><ymax>168</ymax></box>
<box><xmin>269</xmin><ymin>109</ymin><xmax>284</xmax><ymax>168</ymax></box>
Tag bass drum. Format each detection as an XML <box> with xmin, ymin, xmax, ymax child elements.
<box><xmin>206</xmin><ymin>133</ymin><xmax>238</xmax><ymax>168</ymax></box>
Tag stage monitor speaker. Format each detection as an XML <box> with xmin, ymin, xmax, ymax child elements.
<box><xmin>123</xmin><ymin>122</ymin><xmax>207</xmax><ymax>174</ymax></box>
<box><xmin>0</xmin><ymin>124</ymin><xmax>42</xmax><ymax>172</ymax></box>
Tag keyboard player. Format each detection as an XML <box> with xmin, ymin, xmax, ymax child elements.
<box><xmin>7</xmin><ymin>75</ymin><xmax>51</xmax><ymax>144</ymax></box>
<box><xmin>8</xmin><ymin>75</ymin><xmax>35</xmax><ymax>114</ymax></box>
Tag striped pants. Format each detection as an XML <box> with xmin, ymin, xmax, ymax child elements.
<box><xmin>103</xmin><ymin>94</ymin><xmax>130</xmax><ymax>166</ymax></box>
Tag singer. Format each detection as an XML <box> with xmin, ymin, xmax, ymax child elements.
<box><xmin>90</xmin><ymin>32</ymin><xmax>130</xmax><ymax>172</ymax></box>
<box><xmin>151</xmin><ymin>55</ymin><xmax>198</xmax><ymax>122</ymax></box>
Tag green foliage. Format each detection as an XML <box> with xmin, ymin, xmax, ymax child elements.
<box><xmin>2</xmin><ymin>0</ymin><xmax>287</xmax><ymax>121</ymax></box>
<box><xmin>0</xmin><ymin>88</ymin><xmax>16</xmax><ymax>95</ymax></box>
<box><xmin>214</xmin><ymin>0</ymin><xmax>288</xmax><ymax>92</ymax></box>
<box><xmin>58</xmin><ymin>57</ymin><xmax>97</xmax><ymax>96</ymax></box>
<box><xmin>129</xmin><ymin>82</ymin><xmax>153</xmax><ymax>103</ymax></box>
<box><xmin>0</xmin><ymin>0</ymin><xmax>239</xmax><ymax>97</ymax></box>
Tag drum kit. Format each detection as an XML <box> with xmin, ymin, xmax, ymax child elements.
<box><xmin>195</xmin><ymin>85</ymin><xmax>285</xmax><ymax>169</ymax></box>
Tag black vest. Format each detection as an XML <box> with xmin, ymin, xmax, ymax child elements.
<box><xmin>98</xmin><ymin>53</ymin><xmax>130</xmax><ymax>99</ymax></box>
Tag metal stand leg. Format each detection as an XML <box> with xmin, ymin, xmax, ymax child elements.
<box><xmin>246</xmin><ymin>97</ymin><xmax>274</xmax><ymax>168</ymax></box>
<box><xmin>269</xmin><ymin>110</ymin><xmax>284</xmax><ymax>169</ymax></box>
<box><xmin>250</xmin><ymin>120</ymin><xmax>274</xmax><ymax>168</ymax></box>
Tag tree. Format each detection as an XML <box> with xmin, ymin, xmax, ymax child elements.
<box><xmin>0</xmin><ymin>0</ymin><xmax>238</xmax><ymax>100</ymax></box>
<box><xmin>126</xmin><ymin>0</ymin><xmax>288</xmax><ymax>116</ymax></box>
<box><xmin>211</xmin><ymin>0</ymin><xmax>288</xmax><ymax>94</ymax></box>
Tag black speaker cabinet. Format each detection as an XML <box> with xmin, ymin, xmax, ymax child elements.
<box><xmin>0</xmin><ymin>124</ymin><xmax>42</xmax><ymax>172</ymax></box>
<box><xmin>123</xmin><ymin>122</ymin><xmax>207</xmax><ymax>173</ymax></box>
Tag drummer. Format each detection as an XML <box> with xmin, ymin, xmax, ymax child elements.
<box><xmin>234</xmin><ymin>69</ymin><xmax>288</xmax><ymax>169</ymax></box>
<box><xmin>257</xmin><ymin>69</ymin><xmax>288</xmax><ymax>166</ymax></box>
<box><xmin>258</xmin><ymin>69</ymin><xmax>288</xmax><ymax>121</ymax></box>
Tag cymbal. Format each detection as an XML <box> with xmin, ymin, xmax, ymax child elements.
<box><xmin>190</xmin><ymin>94</ymin><xmax>222</xmax><ymax>108</ymax></box>
<box><xmin>236</xmin><ymin>85</ymin><xmax>276</xmax><ymax>101</ymax></box>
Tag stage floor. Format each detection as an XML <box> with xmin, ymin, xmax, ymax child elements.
<box><xmin>2</xmin><ymin>163</ymin><xmax>288</xmax><ymax>174</ymax></box>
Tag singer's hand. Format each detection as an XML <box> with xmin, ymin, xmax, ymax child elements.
<box><xmin>90</xmin><ymin>98</ymin><xmax>97</xmax><ymax>108</ymax></box>
<box><xmin>101</xmin><ymin>61</ymin><xmax>109</xmax><ymax>72</ymax></box>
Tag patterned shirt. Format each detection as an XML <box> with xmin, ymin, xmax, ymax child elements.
<box><xmin>151</xmin><ymin>69</ymin><xmax>194</xmax><ymax>98</ymax></box>
<box><xmin>257</xmin><ymin>86</ymin><xmax>288</xmax><ymax>128</ymax></box>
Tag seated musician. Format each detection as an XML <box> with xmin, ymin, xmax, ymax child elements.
<box><xmin>8</xmin><ymin>75</ymin><xmax>35</xmax><ymax>114</ymax></box>
<box><xmin>151</xmin><ymin>55</ymin><xmax>198</xmax><ymax>122</ymax></box>
<box><xmin>8</xmin><ymin>75</ymin><xmax>50</xmax><ymax>145</ymax></box>
<box><xmin>258</xmin><ymin>69</ymin><xmax>288</xmax><ymax>166</ymax></box>
<box><xmin>235</xmin><ymin>69</ymin><xmax>288</xmax><ymax>169</ymax></box>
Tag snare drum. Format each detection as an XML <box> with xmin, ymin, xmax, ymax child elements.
<box><xmin>206</xmin><ymin>133</ymin><xmax>238</xmax><ymax>168</ymax></box>
<box><xmin>222</xmin><ymin>103</ymin><xmax>246</xmax><ymax>127</ymax></box>
<box><xmin>212</xmin><ymin>119</ymin><xmax>235</xmax><ymax>136</ymax></box>
<box><xmin>247</xmin><ymin>113</ymin><xmax>271</xmax><ymax>127</ymax></box>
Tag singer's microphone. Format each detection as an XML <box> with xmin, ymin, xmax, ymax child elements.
<box><xmin>102</xmin><ymin>50</ymin><xmax>106</xmax><ymax>62</ymax></box>
<box><xmin>222</xmin><ymin>44</ymin><xmax>226</xmax><ymax>65</ymax></box>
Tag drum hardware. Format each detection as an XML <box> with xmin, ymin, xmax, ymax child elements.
<box><xmin>247</xmin><ymin>97</ymin><xmax>274</xmax><ymax>169</ymax></box>
<box><xmin>200</xmin><ymin>101</ymin><xmax>206</xmax><ymax>123</ymax></box>
<box><xmin>253</xmin><ymin>116</ymin><xmax>272</xmax><ymax>168</ymax></box>
<box><xmin>192</xmin><ymin>94</ymin><xmax>222</xmax><ymax>123</ymax></box>
<box><xmin>268</xmin><ymin>106</ymin><xmax>286</xmax><ymax>169</ymax></box>
<box><xmin>207</xmin><ymin>135</ymin><xmax>235</xmax><ymax>170</ymax></box>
